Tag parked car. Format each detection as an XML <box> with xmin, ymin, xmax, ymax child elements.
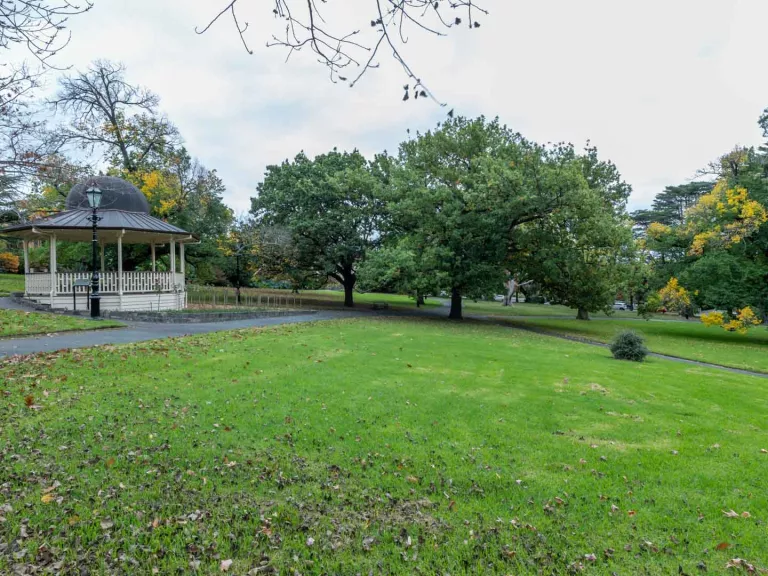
<box><xmin>612</xmin><ymin>301</ymin><xmax>628</xmax><ymax>311</ymax></box>
<box><xmin>493</xmin><ymin>294</ymin><xmax>505</xmax><ymax>302</ymax></box>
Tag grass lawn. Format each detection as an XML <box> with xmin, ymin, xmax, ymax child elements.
<box><xmin>0</xmin><ymin>309</ymin><xmax>123</xmax><ymax>338</ymax></box>
<box><xmin>1</xmin><ymin>318</ymin><xmax>766</xmax><ymax>574</ymax></box>
<box><xmin>0</xmin><ymin>273</ymin><xmax>24</xmax><ymax>296</ymax></box>
<box><xmin>463</xmin><ymin>300</ymin><xmax>639</xmax><ymax>319</ymax></box>
<box><xmin>187</xmin><ymin>286</ymin><xmax>442</xmax><ymax>309</ymax></box>
<box><xmin>498</xmin><ymin>316</ymin><xmax>768</xmax><ymax>374</ymax></box>
<box><xmin>306</xmin><ymin>289</ymin><xmax>441</xmax><ymax>308</ymax></box>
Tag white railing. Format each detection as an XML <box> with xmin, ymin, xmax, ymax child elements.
<box><xmin>25</xmin><ymin>273</ymin><xmax>51</xmax><ymax>295</ymax></box>
<box><xmin>27</xmin><ymin>271</ymin><xmax>185</xmax><ymax>295</ymax></box>
<box><xmin>122</xmin><ymin>271</ymin><xmax>181</xmax><ymax>293</ymax></box>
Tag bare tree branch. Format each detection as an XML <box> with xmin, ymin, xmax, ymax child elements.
<box><xmin>50</xmin><ymin>60</ymin><xmax>179</xmax><ymax>173</ymax></box>
<box><xmin>0</xmin><ymin>1</ymin><xmax>93</xmax><ymax>189</ymax></box>
<box><xmin>198</xmin><ymin>0</ymin><xmax>487</xmax><ymax>103</ymax></box>
<box><xmin>0</xmin><ymin>0</ymin><xmax>94</xmax><ymax>68</ymax></box>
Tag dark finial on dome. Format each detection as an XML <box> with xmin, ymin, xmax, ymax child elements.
<box><xmin>66</xmin><ymin>176</ymin><xmax>150</xmax><ymax>214</ymax></box>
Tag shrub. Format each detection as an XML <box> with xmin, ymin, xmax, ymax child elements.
<box><xmin>0</xmin><ymin>252</ymin><xmax>19</xmax><ymax>273</ymax></box>
<box><xmin>610</xmin><ymin>330</ymin><xmax>648</xmax><ymax>362</ymax></box>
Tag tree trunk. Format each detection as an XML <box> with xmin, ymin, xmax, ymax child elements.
<box><xmin>416</xmin><ymin>291</ymin><xmax>424</xmax><ymax>307</ymax></box>
<box><xmin>449</xmin><ymin>287</ymin><xmax>463</xmax><ymax>320</ymax></box>
<box><xmin>576</xmin><ymin>307</ymin><xmax>590</xmax><ymax>320</ymax></box>
<box><xmin>343</xmin><ymin>279</ymin><xmax>355</xmax><ymax>308</ymax></box>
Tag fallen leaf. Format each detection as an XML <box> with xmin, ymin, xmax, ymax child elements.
<box><xmin>722</xmin><ymin>509</ymin><xmax>740</xmax><ymax>518</ymax></box>
<box><xmin>741</xmin><ymin>511</ymin><xmax>751</xmax><ymax>518</ymax></box>
<box><xmin>105</xmin><ymin>457</ymin><xmax>115</xmax><ymax>468</ymax></box>
<box><xmin>725</xmin><ymin>558</ymin><xmax>756</xmax><ymax>571</ymax></box>
<box><xmin>220</xmin><ymin>559</ymin><xmax>233</xmax><ymax>572</ymax></box>
<box><xmin>717</xmin><ymin>542</ymin><xmax>731</xmax><ymax>551</ymax></box>
<box><xmin>40</xmin><ymin>494</ymin><xmax>55</xmax><ymax>504</ymax></box>
<box><xmin>584</xmin><ymin>553</ymin><xmax>597</xmax><ymax>562</ymax></box>
<box><xmin>100</xmin><ymin>519</ymin><xmax>114</xmax><ymax>530</ymax></box>
<box><xmin>627</xmin><ymin>510</ymin><xmax>636</xmax><ymax>517</ymax></box>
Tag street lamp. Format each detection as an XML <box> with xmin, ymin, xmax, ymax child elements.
<box><xmin>234</xmin><ymin>242</ymin><xmax>244</xmax><ymax>306</ymax></box>
<box><xmin>86</xmin><ymin>184</ymin><xmax>103</xmax><ymax>318</ymax></box>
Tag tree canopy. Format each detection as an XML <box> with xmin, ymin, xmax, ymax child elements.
<box><xmin>387</xmin><ymin>117</ymin><xmax>585</xmax><ymax>319</ymax></box>
<box><xmin>251</xmin><ymin>149</ymin><xmax>385</xmax><ymax>307</ymax></box>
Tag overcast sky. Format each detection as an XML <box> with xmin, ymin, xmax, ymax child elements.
<box><xmin>36</xmin><ymin>0</ymin><xmax>768</xmax><ymax>213</ymax></box>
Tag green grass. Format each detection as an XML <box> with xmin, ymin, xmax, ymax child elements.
<box><xmin>2</xmin><ymin>317</ymin><xmax>767</xmax><ymax>574</ymax></box>
<box><xmin>0</xmin><ymin>273</ymin><xmax>24</xmax><ymax>296</ymax></box>
<box><xmin>0</xmin><ymin>308</ymin><xmax>122</xmax><ymax>338</ymax></box>
<box><xmin>187</xmin><ymin>286</ymin><xmax>441</xmax><ymax>309</ymax></box>
<box><xmin>463</xmin><ymin>300</ymin><xmax>640</xmax><ymax>319</ymax></box>
<box><xmin>307</xmin><ymin>289</ymin><xmax>441</xmax><ymax>307</ymax></box>
<box><xmin>496</xmin><ymin>316</ymin><xmax>768</xmax><ymax>373</ymax></box>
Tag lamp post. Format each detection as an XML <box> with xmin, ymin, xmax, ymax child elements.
<box><xmin>234</xmin><ymin>242</ymin><xmax>244</xmax><ymax>306</ymax></box>
<box><xmin>86</xmin><ymin>184</ymin><xmax>103</xmax><ymax>318</ymax></box>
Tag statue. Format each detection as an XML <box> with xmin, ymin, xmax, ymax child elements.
<box><xmin>503</xmin><ymin>272</ymin><xmax>533</xmax><ymax>306</ymax></box>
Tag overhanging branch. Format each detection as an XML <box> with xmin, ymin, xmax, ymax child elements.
<box><xmin>197</xmin><ymin>0</ymin><xmax>487</xmax><ymax>103</ymax></box>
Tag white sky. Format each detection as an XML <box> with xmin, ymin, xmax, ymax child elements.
<box><xmin>31</xmin><ymin>0</ymin><xmax>768</xmax><ymax>213</ymax></box>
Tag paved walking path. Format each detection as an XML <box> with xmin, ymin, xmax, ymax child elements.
<box><xmin>0</xmin><ymin>296</ymin><xmax>35</xmax><ymax>311</ymax></box>
<box><xmin>2</xmin><ymin>299</ymin><xmax>765</xmax><ymax>379</ymax></box>
<box><xmin>0</xmin><ymin>309</ymin><xmax>362</xmax><ymax>357</ymax></box>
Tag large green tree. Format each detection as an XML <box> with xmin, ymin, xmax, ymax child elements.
<box><xmin>357</xmin><ymin>241</ymin><xmax>440</xmax><ymax>306</ymax></box>
<box><xmin>510</xmin><ymin>146</ymin><xmax>634</xmax><ymax>319</ymax></box>
<box><xmin>389</xmin><ymin>117</ymin><xmax>582</xmax><ymax>319</ymax></box>
<box><xmin>511</xmin><ymin>190</ymin><xmax>634</xmax><ymax>320</ymax></box>
<box><xmin>251</xmin><ymin>149</ymin><xmax>385</xmax><ymax>307</ymax></box>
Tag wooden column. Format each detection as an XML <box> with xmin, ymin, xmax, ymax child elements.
<box><xmin>22</xmin><ymin>240</ymin><xmax>29</xmax><ymax>296</ymax></box>
<box><xmin>22</xmin><ymin>240</ymin><xmax>30</xmax><ymax>274</ymax></box>
<box><xmin>179</xmin><ymin>242</ymin><xmax>185</xmax><ymax>278</ymax></box>
<box><xmin>117</xmin><ymin>232</ymin><xmax>124</xmax><ymax>311</ymax></box>
<box><xmin>170</xmin><ymin>238</ymin><xmax>176</xmax><ymax>274</ymax></box>
<box><xmin>49</xmin><ymin>234</ymin><xmax>57</xmax><ymax>306</ymax></box>
<box><xmin>151</xmin><ymin>242</ymin><xmax>156</xmax><ymax>272</ymax></box>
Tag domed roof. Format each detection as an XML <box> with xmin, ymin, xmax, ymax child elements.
<box><xmin>66</xmin><ymin>176</ymin><xmax>150</xmax><ymax>214</ymax></box>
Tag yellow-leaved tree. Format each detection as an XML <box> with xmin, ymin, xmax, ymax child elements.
<box><xmin>685</xmin><ymin>180</ymin><xmax>768</xmax><ymax>255</ymax></box>
<box><xmin>701</xmin><ymin>306</ymin><xmax>762</xmax><ymax>334</ymax></box>
<box><xmin>657</xmin><ymin>277</ymin><xmax>691</xmax><ymax>312</ymax></box>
